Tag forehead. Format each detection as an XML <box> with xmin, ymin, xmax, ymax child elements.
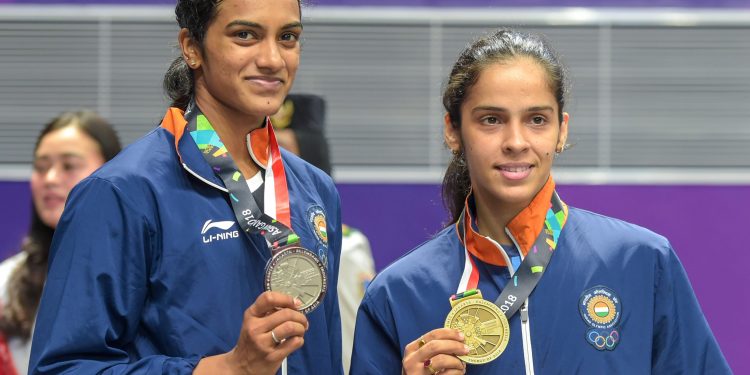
<box><xmin>36</xmin><ymin>126</ymin><xmax>99</xmax><ymax>157</ymax></box>
<box><xmin>213</xmin><ymin>0</ymin><xmax>300</xmax><ymax>23</ymax></box>
<box><xmin>464</xmin><ymin>58</ymin><xmax>556</xmax><ymax>107</ymax></box>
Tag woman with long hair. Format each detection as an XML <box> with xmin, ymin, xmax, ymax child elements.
<box><xmin>350</xmin><ymin>29</ymin><xmax>730</xmax><ymax>374</ymax></box>
<box><xmin>0</xmin><ymin>110</ymin><xmax>120</xmax><ymax>375</ymax></box>
<box><xmin>30</xmin><ymin>1</ymin><xmax>344</xmax><ymax>374</ymax></box>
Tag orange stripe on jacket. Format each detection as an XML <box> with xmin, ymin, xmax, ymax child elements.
<box><xmin>462</xmin><ymin>177</ymin><xmax>556</xmax><ymax>267</ymax></box>
<box><xmin>160</xmin><ymin>107</ymin><xmax>188</xmax><ymax>159</ymax></box>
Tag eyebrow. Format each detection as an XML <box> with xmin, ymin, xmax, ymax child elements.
<box><xmin>472</xmin><ymin>105</ymin><xmax>555</xmax><ymax>113</ymax></box>
<box><xmin>35</xmin><ymin>153</ymin><xmax>85</xmax><ymax>161</ymax></box>
<box><xmin>226</xmin><ymin>20</ymin><xmax>303</xmax><ymax>31</ymax></box>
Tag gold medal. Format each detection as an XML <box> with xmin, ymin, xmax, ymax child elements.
<box><xmin>444</xmin><ymin>290</ymin><xmax>509</xmax><ymax>365</ymax></box>
<box><xmin>265</xmin><ymin>246</ymin><xmax>327</xmax><ymax>314</ymax></box>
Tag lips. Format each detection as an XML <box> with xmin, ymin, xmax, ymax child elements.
<box><xmin>246</xmin><ymin>76</ymin><xmax>283</xmax><ymax>90</ymax></box>
<box><xmin>496</xmin><ymin>164</ymin><xmax>534</xmax><ymax>180</ymax></box>
<box><xmin>41</xmin><ymin>194</ymin><xmax>65</xmax><ymax>208</ymax></box>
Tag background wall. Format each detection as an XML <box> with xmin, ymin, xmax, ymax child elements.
<box><xmin>1</xmin><ymin>1</ymin><xmax>748</xmax><ymax>373</ymax></box>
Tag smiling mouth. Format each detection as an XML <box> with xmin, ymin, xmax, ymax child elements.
<box><xmin>499</xmin><ymin>165</ymin><xmax>532</xmax><ymax>172</ymax></box>
<box><xmin>497</xmin><ymin>165</ymin><xmax>534</xmax><ymax>180</ymax></box>
<box><xmin>42</xmin><ymin>195</ymin><xmax>64</xmax><ymax>207</ymax></box>
<box><xmin>246</xmin><ymin>76</ymin><xmax>283</xmax><ymax>88</ymax></box>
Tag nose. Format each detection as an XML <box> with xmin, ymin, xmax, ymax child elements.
<box><xmin>256</xmin><ymin>38</ymin><xmax>284</xmax><ymax>72</ymax></box>
<box><xmin>502</xmin><ymin>122</ymin><xmax>530</xmax><ymax>154</ymax></box>
<box><xmin>43</xmin><ymin>165</ymin><xmax>61</xmax><ymax>186</ymax></box>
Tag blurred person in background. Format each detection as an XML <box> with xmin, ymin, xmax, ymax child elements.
<box><xmin>272</xmin><ymin>94</ymin><xmax>375</xmax><ymax>375</ymax></box>
<box><xmin>0</xmin><ymin>110</ymin><xmax>121</xmax><ymax>375</ymax></box>
<box><xmin>29</xmin><ymin>0</ymin><xmax>344</xmax><ymax>374</ymax></box>
<box><xmin>351</xmin><ymin>29</ymin><xmax>730</xmax><ymax>374</ymax></box>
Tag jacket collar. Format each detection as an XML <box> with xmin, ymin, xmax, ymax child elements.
<box><xmin>459</xmin><ymin>177</ymin><xmax>558</xmax><ymax>267</ymax></box>
<box><xmin>159</xmin><ymin>107</ymin><xmax>272</xmax><ymax>190</ymax></box>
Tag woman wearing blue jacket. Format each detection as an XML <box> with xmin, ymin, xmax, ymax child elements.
<box><xmin>29</xmin><ymin>1</ymin><xmax>343</xmax><ymax>374</ymax></box>
<box><xmin>350</xmin><ymin>29</ymin><xmax>730</xmax><ymax>374</ymax></box>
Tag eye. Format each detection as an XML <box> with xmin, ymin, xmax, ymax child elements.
<box><xmin>279</xmin><ymin>31</ymin><xmax>301</xmax><ymax>47</ymax></box>
<box><xmin>530</xmin><ymin>115</ymin><xmax>547</xmax><ymax>126</ymax></box>
<box><xmin>480</xmin><ymin>116</ymin><xmax>501</xmax><ymax>125</ymax></box>
<box><xmin>280</xmin><ymin>32</ymin><xmax>299</xmax><ymax>42</ymax></box>
<box><xmin>235</xmin><ymin>31</ymin><xmax>255</xmax><ymax>41</ymax></box>
<box><xmin>33</xmin><ymin>161</ymin><xmax>49</xmax><ymax>174</ymax></box>
<box><xmin>62</xmin><ymin>162</ymin><xmax>80</xmax><ymax>172</ymax></box>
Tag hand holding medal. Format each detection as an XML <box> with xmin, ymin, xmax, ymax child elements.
<box><xmin>401</xmin><ymin>329</ymin><xmax>469</xmax><ymax>374</ymax></box>
<box><xmin>223</xmin><ymin>291</ymin><xmax>308</xmax><ymax>373</ymax></box>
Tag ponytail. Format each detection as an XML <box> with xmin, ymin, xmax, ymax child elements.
<box><xmin>163</xmin><ymin>56</ymin><xmax>194</xmax><ymax>110</ymax></box>
<box><xmin>441</xmin><ymin>150</ymin><xmax>470</xmax><ymax>224</ymax></box>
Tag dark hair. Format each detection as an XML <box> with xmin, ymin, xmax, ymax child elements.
<box><xmin>0</xmin><ymin>110</ymin><xmax>121</xmax><ymax>339</ymax></box>
<box><xmin>441</xmin><ymin>29</ymin><xmax>569</xmax><ymax>223</ymax></box>
<box><xmin>163</xmin><ymin>0</ymin><xmax>303</xmax><ymax>110</ymax></box>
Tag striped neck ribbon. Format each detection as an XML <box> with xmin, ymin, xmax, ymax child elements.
<box><xmin>455</xmin><ymin>191</ymin><xmax>567</xmax><ymax>319</ymax></box>
<box><xmin>185</xmin><ymin>101</ymin><xmax>300</xmax><ymax>252</ymax></box>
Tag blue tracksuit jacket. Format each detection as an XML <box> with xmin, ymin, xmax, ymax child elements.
<box><xmin>29</xmin><ymin>111</ymin><xmax>343</xmax><ymax>374</ymax></box>
<box><xmin>351</xmin><ymin>206</ymin><xmax>731</xmax><ymax>374</ymax></box>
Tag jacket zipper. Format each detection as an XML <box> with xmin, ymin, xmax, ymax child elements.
<box><xmin>505</xmin><ymin>228</ymin><xmax>535</xmax><ymax>375</ymax></box>
<box><xmin>520</xmin><ymin>301</ymin><xmax>535</xmax><ymax>375</ymax></box>
<box><xmin>483</xmin><ymin>231</ymin><xmax>537</xmax><ymax>375</ymax></box>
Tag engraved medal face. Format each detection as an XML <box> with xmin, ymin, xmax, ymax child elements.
<box><xmin>444</xmin><ymin>298</ymin><xmax>510</xmax><ymax>364</ymax></box>
<box><xmin>264</xmin><ymin>246</ymin><xmax>327</xmax><ymax>314</ymax></box>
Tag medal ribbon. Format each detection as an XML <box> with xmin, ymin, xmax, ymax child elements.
<box><xmin>184</xmin><ymin>102</ymin><xmax>299</xmax><ymax>251</ymax></box>
<box><xmin>454</xmin><ymin>191</ymin><xmax>567</xmax><ymax>319</ymax></box>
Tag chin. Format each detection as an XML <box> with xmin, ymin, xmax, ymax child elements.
<box><xmin>496</xmin><ymin>186</ymin><xmax>538</xmax><ymax>205</ymax></box>
<box><xmin>40</xmin><ymin>214</ymin><xmax>60</xmax><ymax>229</ymax></box>
<box><xmin>250</xmin><ymin>98</ymin><xmax>286</xmax><ymax>117</ymax></box>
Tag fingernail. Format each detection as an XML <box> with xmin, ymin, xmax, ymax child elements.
<box><xmin>464</xmin><ymin>344</ymin><xmax>470</xmax><ymax>354</ymax></box>
<box><xmin>294</xmin><ymin>298</ymin><xmax>302</xmax><ymax>307</ymax></box>
<box><xmin>457</xmin><ymin>331</ymin><xmax>465</xmax><ymax>340</ymax></box>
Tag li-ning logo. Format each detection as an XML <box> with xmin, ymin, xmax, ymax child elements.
<box><xmin>201</xmin><ymin>220</ymin><xmax>240</xmax><ymax>243</ymax></box>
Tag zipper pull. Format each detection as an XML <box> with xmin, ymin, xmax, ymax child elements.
<box><xmin>520</xmin><ymin>302</ymin><xmax>529</xmax><ymax>323</ymax></box>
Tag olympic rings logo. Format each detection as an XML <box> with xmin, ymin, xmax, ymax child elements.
<box><xmin>587</xmin><ymin>329</ymin><xmax>619</xmax><ymax>350</ymax></box>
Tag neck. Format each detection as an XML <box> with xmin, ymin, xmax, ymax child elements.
<box><xmin>473</xmin><ymin>190</ymin><xmax>526</xmax><ymax>245</ymax></box>
<box><xmin>195</xmin><ymin>95</ymin><xmax>265</xmax><ymax>178</ymax></box>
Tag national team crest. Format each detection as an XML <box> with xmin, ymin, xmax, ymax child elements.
<box><xmin>307</xmin><ymin>205</ymin><xmax>328</xmax><ymax>245</ymax></box>
<box><xmin>579</xmin><ymin>286</ymin><xmax>621</xmax><ymax>351</ymax></box>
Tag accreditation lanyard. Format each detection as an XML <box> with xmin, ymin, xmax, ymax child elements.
<box><xmin>185</xmin><ymin>103</ymin><xmax>299</xmax><ymax>252</ymax></box>
<box><xmin>454</xmin><ymin>192</ymin><xmax>567</xmax><ymax>319</ymax></box>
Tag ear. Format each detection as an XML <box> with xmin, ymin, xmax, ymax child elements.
<box><xmin>557</xmin><ymin>112</ymin><xmax>570</xmax><ymax>152</ymax></box>
<box><xmin>443</xmin><ymin>113</ymin><xmax>461</xmax><ymax>153</ymax></box>
<box><xmin>178</xmin><ymin>28</ymin><xmax>201</xmax><ymax>69</ymax></box>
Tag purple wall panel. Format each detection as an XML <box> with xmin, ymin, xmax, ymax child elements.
<box><xmin>0</xmin><ymin>181</ymin><xmax>31</xmax><ymax>260</ymax></box>
<box><xmin>0</xmin><ymin>181</ymin><xmax>745</xmax><ymax>372</ymax></box>
<box><xmin>0</xmin><ymin>0</ymin><xmax>748</xmax><ymax>7</ymax></box>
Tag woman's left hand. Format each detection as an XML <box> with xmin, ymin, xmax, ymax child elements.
<box><xmin>402</xmin><ymin>328</ymin><xmax>469</xmax><ymax>375</ymax></box>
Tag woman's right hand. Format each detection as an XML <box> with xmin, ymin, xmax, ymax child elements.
<box><xmin>194</xmin><ymin>291</ymin><xmax>309</xmax><ymax>375</ymax></box>
<box><xmin>402</xmin><ymin>328</ymin><xmax>469</xmax><ymax>375</ymax></box>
